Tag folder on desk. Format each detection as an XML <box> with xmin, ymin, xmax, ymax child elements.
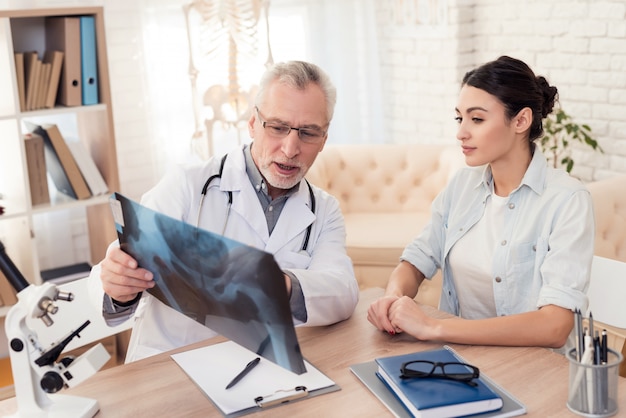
<box><xmin>171</xmin><ymin>340</ymin><xmax>340</xmax><ymax>417</ymax></box>
<box><xmin>79</xmin><ymin>16</ymin><xmax>99</xmax><ymax>105</ymax></box>
<box><xmin>350</xmin><ymin>345</ymin><xmax>527</xmax><ymax>418</ymax></box>
<box><xmin>46</xmin><ymin>16</ymin><xmax>82</xmax><ymax>107</ymax></box>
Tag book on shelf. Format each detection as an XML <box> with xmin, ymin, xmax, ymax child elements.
<box><xmin>14</xmin><ymin>52</ymin><xmax>26</xmax><ymax>111</ymax></box>
<box><xmin>40</xmin><ymin>262</ymin><xmax>92</xmax><ymax>285</ymax></box>
<box><xmin>43</xmin><ymin>50</ymin><xmax>64</xmax><ymax>109</ymax></box>
<box><xmin>35</xmin><ymin>61</ymin><xmax>51</xmax><ymax>110</ymax></box>
<box><xmin>25</xmin><ymin>122</ymin><xmax>91</xmax><ymax>200</ymax></box>
<box><xmin>374</xmin><ymin>347</ymin><xmax>504</xmax><ymax>418</ymax></box>
<box><xmin>46</xmin><ymin>16</ymin><xmax>82</xmax><ymax>107</ymax></box>
<box><xmin>66</xmin><ymin>141</ymin><xmax>108</xmax><ymax>196</ymax></box>
<box><xmin>24</xmin><ymin>51</ymin><xmax>41</xmax><ymax>111</ymax></box>
<box><xmin>24</xmin><ymin>132</ymin><xmax>51</xmax><ymax>206</ymax></box>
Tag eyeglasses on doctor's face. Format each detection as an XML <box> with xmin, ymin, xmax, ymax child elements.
<box><xmin>400</xmin><ymin>360</ymin><xmax>480</xmax><ymax>386</ymax></box>
<box><xmin>255</xmin><ymin>106</ymin><xmax>326</xmax><ymax>144</ymax></box>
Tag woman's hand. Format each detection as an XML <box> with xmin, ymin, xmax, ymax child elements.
<box><xmin>387</xmin><ymin>296</ymin><xmax>438</xmax><ymax>340</ymax></box>
<box><xmin>367</xmin><ymin>295</ymin><xmax>401</xmax><ymax>334</ymax></box>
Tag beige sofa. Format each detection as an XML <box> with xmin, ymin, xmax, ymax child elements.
<box><xmin>586</xmin><ymin>175</ymin><xmax>626</xmax><ymax>262</ymax></box>
<box><xmin>305</xmin><ymin>143</ymin><xmax>465</xmax><ymax>306</ymax></box>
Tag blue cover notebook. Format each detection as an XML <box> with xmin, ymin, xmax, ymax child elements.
<box><xmin>375</xmin><ymin>347</ymin><xmax>503</xmax><ymax>418</ymax></box>
<box><xmin>80</xmin><ymin>16</ymin><xmax>99</xmax><ymax>105</ymax></box>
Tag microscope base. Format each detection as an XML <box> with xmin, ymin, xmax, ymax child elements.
<box><xmin>7</xmin><ymin>394</ymin><xmax>99</xmax><ymax>418</ymax></box>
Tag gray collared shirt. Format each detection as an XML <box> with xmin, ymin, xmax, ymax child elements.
<box><xmin>243</xmin><ymin>143</ymin><xmax>306</xmax><ymax>321</ymax></box>
<box><xmin>243</xmin><ymin>144</ymin><xmax>298</xmax><ymax>234</ymax></box>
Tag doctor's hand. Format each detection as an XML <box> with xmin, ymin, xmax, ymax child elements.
<box><xmin>100</xmin><ymin>246</ymin><xmax>154</xmax><ymax>303</ymax></box>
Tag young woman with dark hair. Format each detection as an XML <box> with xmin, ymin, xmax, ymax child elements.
<box><xmin>368</xmin><ymin>56</ymin><xmax>594</xmax><ymax>352</ymax></box>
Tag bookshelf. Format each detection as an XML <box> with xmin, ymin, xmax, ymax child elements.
<box><xmin>0</xmin><ymin>6</ymin><xmax>119</xmax><ymax>316</ymax></box>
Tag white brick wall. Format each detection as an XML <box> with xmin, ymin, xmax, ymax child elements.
<box><xmin>375</xmin><ymin>0</ymin><xmax>626</xmax><ymax>180</ymax></box>
<box><xmin>3</xmin><ymin>0</ymin><xmax>625</xmax><ymax>190</ymax></box>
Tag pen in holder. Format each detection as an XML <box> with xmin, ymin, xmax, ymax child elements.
<box><xmin>567</xmin><ymin>347</ymin><xmax>623</xmax><ymax>417</ymax></box>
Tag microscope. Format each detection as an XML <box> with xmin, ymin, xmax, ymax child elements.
<box><xmin>1</xmin><ymin>241</ymin><xmax>110</xmax><ymax>417</ymax></box>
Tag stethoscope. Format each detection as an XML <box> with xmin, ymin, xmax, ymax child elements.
<box><xmin>196</xmin><ymin>154</ymin><xmax>316</xmax><ymax>252</ymax></box>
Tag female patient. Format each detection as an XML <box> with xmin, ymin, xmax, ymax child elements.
<box><xmin>368</xmin><ymin>56</ymin><xmax>594</xmax><ymax>350</ymax></box>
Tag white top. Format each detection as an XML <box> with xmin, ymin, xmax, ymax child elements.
<box><xmin>449</xmin><ymin>192</ymin><xmax>508</xmax><ymax>319</ymax></box>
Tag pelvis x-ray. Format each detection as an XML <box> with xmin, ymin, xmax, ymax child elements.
<box><xmin>110</xmin><ymin>193</ymin><xmax>306</xmax><ymax>374</ymax></box>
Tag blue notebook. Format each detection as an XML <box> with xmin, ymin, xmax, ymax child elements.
<box><xmin>375</xmin><ymin>347</ymin><xmax>503</xmax><ymax>418</ymax></box>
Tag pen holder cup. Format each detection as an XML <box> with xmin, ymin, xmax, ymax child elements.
<box><xmin>567</xmin><ymin>347</ymin><xmax>623</xmax><ymax>417</ymax></box>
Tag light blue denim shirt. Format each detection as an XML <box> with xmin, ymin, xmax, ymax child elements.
<box><xmin>401</xmin><ymin>147</ymin><xmax>594</xmax><ymax>317</ymax></box>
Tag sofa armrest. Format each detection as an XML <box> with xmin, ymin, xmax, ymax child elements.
<box><xmin>587</xmin><ymin>175</ymin><xmax>626</xmax><ymax>262</ymax></box>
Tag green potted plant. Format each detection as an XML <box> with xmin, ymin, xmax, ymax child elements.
<box><xmin>540</xmin><ymin>108</ymin><xmax>603</xmax><ymax>173</ymax></box>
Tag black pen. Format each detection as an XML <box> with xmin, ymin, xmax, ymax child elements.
<box><xmin>601</xmin><ymin>329</ymin><xmax>608</xmax><ymax>364</ymax></box>
<box><xmin>225</xmin><ymin>357</ymin><xmax>261</xmax><ymax>390</ymax></box>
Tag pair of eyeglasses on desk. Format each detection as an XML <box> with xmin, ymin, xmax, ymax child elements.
<box><xmin>400</xmin><ymin>360</ymin><xmax>480</xmax><ymax>387</ymax></box>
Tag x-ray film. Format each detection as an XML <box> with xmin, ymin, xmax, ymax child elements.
<box><xmin>109</xmin><ymin>192</ymin><xmax>306</xmax><ymax>374</ymax></box>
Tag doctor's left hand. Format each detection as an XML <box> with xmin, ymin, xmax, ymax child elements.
<box><xmin>100</xmin><ymin>246</ymin><xmax>154</xmax><ymax>303</ymax></box>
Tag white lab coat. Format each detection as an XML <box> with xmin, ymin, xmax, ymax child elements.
<box><xmin>89</xmin><ymin>146</ymin><xmax>359</xmax><ymax>362</ymax></box>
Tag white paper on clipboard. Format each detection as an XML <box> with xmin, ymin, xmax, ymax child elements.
<box><xmin>171</xmin><ymin>340</ymin><xmax>338</xmax><ymax>416</ymax></box>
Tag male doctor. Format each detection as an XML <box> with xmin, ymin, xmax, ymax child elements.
<box><xmin>88</xmin><ymin>61</ymin><xmax>359</xmax><ymax>362</ymax></box>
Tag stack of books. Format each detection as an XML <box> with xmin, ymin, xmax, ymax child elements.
<box><xmin>351</xmin><ymin>346</ymin><xmax>527</xmax><ymax>418</ymax></box>
<box><xmin>24</xmin><ymin>122</ymin><xmax>108</xmax><ymax>204</ymax></box>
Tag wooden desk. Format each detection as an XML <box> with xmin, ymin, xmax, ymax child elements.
<box><xmin>2</xmin><ymin>288</ymin><xmax>625</xmax><ymax>417</ymax></box>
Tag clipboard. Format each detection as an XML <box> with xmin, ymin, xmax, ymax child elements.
<box><xmin>171</xmin><ymin>340</ymin><xmax>340</xmax><ymax>417</ymax></box>
<box><xmin>350</xmin><ymin>346</ymin><xmax>527</xmax><ymax>418</ymax></box>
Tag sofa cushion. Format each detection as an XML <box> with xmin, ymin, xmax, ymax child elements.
<box><xmin>344</xmin><ymin>212</ymin><xmax>430</xmax><ymax>266</ymax></box>
<box><xmin>306</xmin><ymin>144</ymin><xmax>464</xmax><ymax>214</ymax></box>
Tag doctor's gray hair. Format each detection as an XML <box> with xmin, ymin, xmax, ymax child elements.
<box><xmin>255</xmin><ymin>61</ymin><xmax>337</xmax><ymax>123</ymax></box>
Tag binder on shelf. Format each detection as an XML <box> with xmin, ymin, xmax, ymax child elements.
<box><xmin>14</xmin><ymin>52</ymin><xmax>26</xmax><ymax>111</ymax></box>
<box><xmin>67</xmin><ymin>140</ymin><xmax>108</xmax><ymax>196</ymax></box>
<box><xmin>45</xmin><ymin>16</ymin><xmax>82</xmax><ymax>107</ymax></box>
<box><xmin>79</xmin><ymin>16</ymin><xmax>99</xmax><ymax>105</ymax></box>
<box><xmin>27</xmin><ymin>122</ymin><xmax>91</xmax><ymax>200</ymax></box>
<box><xmin>43</xmin><ymin>50</ymin><xmax>64</xmax><ymax>109</ymax></box>
<box><xmin>24</xmin><ymin>132</ymin><xmax>51</xmax><ymax>206</ymax></box>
